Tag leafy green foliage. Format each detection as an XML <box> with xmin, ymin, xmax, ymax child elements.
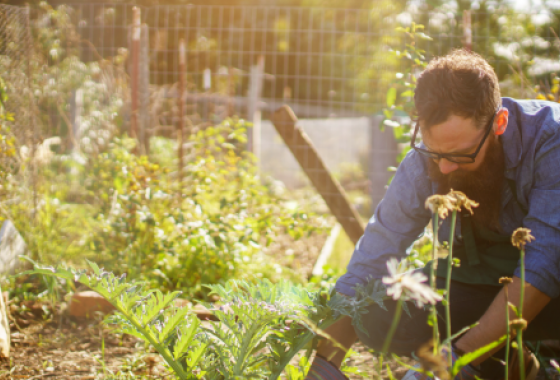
<box><xmin>328</xmin><ymin>278</ymin><xmax>387</xmax><ymax>336</ymax></box>
<box><xmin>28</xmin><ymin>2</ymin><xmax>126</xmax><ymax>153</ymax></box>
<box><xmin>6</xmin><ymin>115</ymin><xmax>326</xmax><ymax>299</ymax></box>
<box><xmin>24</xmin><ymin>260</ymin><xmax>383</xmax><ymax>379</ymax></box>
<box><xmin>381</xmin><ymin>23</ymin><xmax>430</xmax><ymax>164</ymax></box>
<box><xmin>451</xmin><ymin>335</ymin><xmax>507</xmax><ymax>378</ymax></box>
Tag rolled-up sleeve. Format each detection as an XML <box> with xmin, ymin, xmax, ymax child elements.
<box><xmin>335</xmin><ymin>150</ymin><xmax>433</xmax><ymax>296</ymax></box>
<box><xmin>514</xmin><ymin>129</ymin><xmax>560</xmax><ymax>298</ymax></box>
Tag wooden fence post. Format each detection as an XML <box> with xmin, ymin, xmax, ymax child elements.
<box><xmin>139</xmin><ymin>23</ymin><xmax>150</xmax><ymax>155</ymax></box>
<box><xmin>130</xmin><ymin>7</ymin><xmax>141</xmax><ymax>145</ymax></box>
<box><xmin>247</xmin><ymin>55</ymin><xmax>264</xmax><ymax>163</ymax></box>
<box><xmin>463</xmin><ymin>10</ymin><xmax>472</xmax><ymax>52</ymax></box>
<box><xmin>70</xmin><ymin>89</ymin><xmax>83</xmax><ymax>153</ymax></box>
<box><xmin>270</xmin><ymin>106</ymin><xmax>365</xmax><ymax>245</ymax></box>
<box><xmin>178</xmin><ymin>39</ymin><xmax>186</xmax><ymax>194</ymax></box>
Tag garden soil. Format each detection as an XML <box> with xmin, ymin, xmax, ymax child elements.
<box><xmin>0</xmin><ymin>305</ymin><xmax>402</xmax><ymax>379</ymax></box>
<box><xmin>2</xmin><ymin>299</ymin><xmax>559</xmax><ymax>380</ymax></box>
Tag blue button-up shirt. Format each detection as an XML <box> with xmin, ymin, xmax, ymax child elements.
<box><xmin>335</xmin><ymin>97</ymin><xmax>560</xmax><ymax>298</ymax></box>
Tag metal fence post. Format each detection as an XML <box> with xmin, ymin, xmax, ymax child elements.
<box><xmin>368</xmin><ymin>115</ymin><xmax>398</xmax><ymax>214</ymax></box>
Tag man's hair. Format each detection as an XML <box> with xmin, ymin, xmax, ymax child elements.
<box><xmin>414</xmin><ymin>49</ymin><xmax>501</xmax><ymax>129</ymax></box>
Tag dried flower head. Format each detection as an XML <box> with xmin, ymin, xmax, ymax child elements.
<box><xmin>511</xmin><ymin>228</ymin><xmax>535</xmax><ymax>249</ymax></box>
<box><xmin>447</xmin><ymin>190</ymin><xmax>479</xmax><ymax>215</ymax></box>
<box><xmin>509</xmin><ymin>318</ymin><xmax>528</xmax><ymax>331</ymax></box>
<box><xmin>416</xmin><ymin>340</ymin><xmax>449</xmax><ymax>380</ymax></box>
<box><xmin>499</xmin><ymin>277</ymin><xmax>513</xmax><ymax>285</ymax></box>
<box><xmin>383</xmin><ymin>258</ymin><xmax>442</xmax><ymax>308</ymax></box>
<box><xmin>425</xmin><ymin>194</ymin><xmax>456</xmax><ymax>219</ymax></box>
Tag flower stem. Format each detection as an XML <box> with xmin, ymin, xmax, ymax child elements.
<box><xmin>517</xmin><ymin>248</ymin><xmax>526</xmax><ymax>380</ymax></box>
<box><xmin>505</xmin><ymin>285</ymin><xmax>510</xmax><ymax>380</ymax></box>
<box><xmin>382</xmin><ymin>298</ymin><xmax>403</xmax><ymax>354</ymax></box>
<box><xmin>445</xmin><ymin>209</ymin><xmax>457</xmax><ymax>368</ymax></box>
<box><xmin>431</xmin><ymin>214</ymin><xmax>440</xmax><ymax>353</ymax></box>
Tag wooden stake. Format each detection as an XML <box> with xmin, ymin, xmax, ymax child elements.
<box><xmin>463</xmin><ymin>10</ymin><xmax>472</xmax><ymax>52</ymax></box>
<box><xmin>178</xmin><ymin>39</ymin><xmax>186</xmax><ymax>194</ymax></box>
<box><xmin>270</xmin><ymin>106</ymin><xmax>365</xmax><ymax>245</ymax></box>
<box><xmin>247</xmin><ymin>55</ymin><xmax>264</xmax><ymax>162</ymax></box>
<box><xmin>130</xmin><ymin>7</ymin><xmax>141</xmax><ymax>143</ymax></box>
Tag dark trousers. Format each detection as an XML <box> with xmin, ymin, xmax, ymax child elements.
<box><xmin>356</xmin><ymin>278</ymin><xmax>560</xmax><ymax>379</ymax></box>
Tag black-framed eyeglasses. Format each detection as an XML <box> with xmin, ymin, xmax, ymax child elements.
<box><xmin>410</xmin><ymin>107</ymin><xmax>500</xmax><ymax>164</ymax></box>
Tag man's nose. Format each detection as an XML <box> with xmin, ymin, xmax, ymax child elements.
<box><xmin>438</xmin><ymin>158</ymin><xmax>459</xmax><ymax>175</ymax></box>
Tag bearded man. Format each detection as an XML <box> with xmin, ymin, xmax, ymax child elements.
<box><xmin>305</xmin><ymin>49</ymin><xmax>560</xmax><ymax>380</ymax></box>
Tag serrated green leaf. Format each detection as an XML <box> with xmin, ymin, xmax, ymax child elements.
<box><xmin>160</xmin><ymin>307</ymin><xmax>191</xmax><ymax>342</ymax></box>
<box><xmin>120</xmin><ymin>328</ymin><xmax>151</xmax><ymax>344</ymax></box>
<box><xmin>452</xmin><ymin>335</ymin><xmax>507</xmax><ymax>377</ymax></box>
<box><xmin>187</xmin><ymin>341</ymin><xmax>208</xmax><ymax>368</ymax></box>
<box><xmin>86</xmin><ymin>259</ymin><xmax>101</xmax><ymax>275</ymax></box>
<box><xmin>173</xmin><ymin>318</ymin><xmax>201</xmax><ymax>360</ymax></box>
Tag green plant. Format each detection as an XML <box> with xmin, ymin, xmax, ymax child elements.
<box><xmin>25</xmin><ymin>258</ymin><xmax>384</xmax><ymax>379</ymax></box>
<box><xmin>382</xmin><ymin>23</ymin><xmax>431</xmax><ymax>164</ymax></box>
<box><xmin>511</xmin><ymin>228</ymin><xmax>535</xmax><ymax>380</ymax></box>
<box><xmin>5</xmin><ymin>117</ymin><xmax>327</xmax><ymax>300</ymax></box>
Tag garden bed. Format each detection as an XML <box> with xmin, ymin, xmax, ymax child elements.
<box><xmin>2</xmin><ymin>303</ymin><xmax>166</xmax><ymax>379</ymax></box>
<box><xmin>1</xmin><ymin>301</ymin><xmax>411</xmax><ymax>379</ymax></box>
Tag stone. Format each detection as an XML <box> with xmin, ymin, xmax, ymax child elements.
<box><xmin>0</xmin><ymin>220</ymin><xmax>27</xmax><ymax>275</ymax></box>
<box><xmin>69</xmin><ymin>291</ymin><xmax>115</xmax><ymax>318</ymax></box>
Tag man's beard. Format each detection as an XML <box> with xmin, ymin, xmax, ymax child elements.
<box><xmin>427</xmin><ymin>136</ymin><xmax>505</xmax><ymax>232</ymax></box>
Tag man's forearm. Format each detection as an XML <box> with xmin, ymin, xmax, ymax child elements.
<box><xmin>316</xmin><ymin>316</ymin><xmax>357</xmax><ymax>367</ymax></box>
<box><xmin>455</xmin><ymin>276</ymin><xmax>551</xmax><ymax>365</ymax></box>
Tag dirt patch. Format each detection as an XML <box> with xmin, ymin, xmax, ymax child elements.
<box><xmin>1</xmin><ymin>300</ymin><xmax>170</xmax><ymax>379</ymax></box>
<box><xmin>266</xmin><ymin>229</ymin><xmax>330</xmax><ymax>280</ymax></box>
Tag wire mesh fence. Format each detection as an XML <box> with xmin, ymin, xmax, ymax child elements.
<box><xmin>65</xmin><ymin>4</ymin><xmax>560</xmax><ymax>117</ymax></box>
<box><xmin>2</xmin><ymin>3</ymin><xmax>560</xmax><ymax>218</ymax></box>
<box><xmin>0</xmin><ymin>5</ymin><xmax>33</xmax><ymax>146</ymax></box>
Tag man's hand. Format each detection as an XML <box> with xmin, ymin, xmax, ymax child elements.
<box><xmin>455</xmin><ymin>276</ymin><xmax>550</xmax><ymax>365</ymax></box>
<box><xmin>315</xmin><ymin>316</ymin><xmax>357</xmax><ymax>367</ymax></box>
<box><xmin>402</xmin><ymin>345</ymin><xmax>481</xmax><ymax>380</ymax></box>
<box><xmin>303</xmin><ymin>315</ymin><xmax>356</xmax><ymax>379</ymax></box>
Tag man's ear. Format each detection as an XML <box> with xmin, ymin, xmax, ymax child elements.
<box><xmin>494</xmin><ymin>108</ymin><xmax>509</xmax><ymax>136</ymax></box>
